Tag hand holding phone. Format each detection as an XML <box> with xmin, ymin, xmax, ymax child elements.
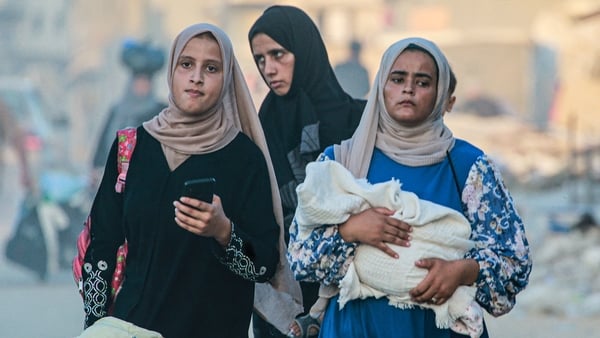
<box><xmin>182</xmin><ymin>178</ymin><xmax>216</xmax><ymax>203</ymax></box>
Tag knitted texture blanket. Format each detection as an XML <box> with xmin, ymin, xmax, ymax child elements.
<box><xmin>294</xmin><ymin>160</ymin><xmax>484</xmax><ymax>337</ymax></box>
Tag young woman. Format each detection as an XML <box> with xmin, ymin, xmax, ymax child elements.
<box><xmin>287</xmin><ymin>37</ymin><xmax>532</xmax><ymax>338</ymax></box>
<box><xmin>248</xmin><ymin>5</ymin><xmax>366</xmax><ymax>337</ymax></box>
<box><xmin>79</xmin><ymin>23</ymin><xmax>288</xmax><ymax>338</ymax></box>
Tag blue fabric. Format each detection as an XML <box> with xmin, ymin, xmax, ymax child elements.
<box><xmin>317</xmin><ymin>141</ymin><xmax>486</xmax><ymax>338</ymax></box>
<box><xmin>364</xmin><ymin>139</ymin><xmax>481</xmax><ymax>213</ymax></box>
<box><xmin>321</xmin><ymin>296</ymin><xmax>447</xmax><ymax>338</ymax></box>
<box><xmin>320</xmin><ymin>297</ymin><xmax>490</xmax><ymax>338</ymax></box>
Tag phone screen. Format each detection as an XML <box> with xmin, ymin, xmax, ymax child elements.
<box><xmin>182</xmin><ymin>177</ymin><xmax>216</xmax><ymax>203</ymax></box>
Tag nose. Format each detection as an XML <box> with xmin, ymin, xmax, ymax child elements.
<box><xmin>263</xmin><ymin>58</ymin><xmax>276</xmax><ymax>75</ymax></box>
<box><xmin>402</xmin><ymin>82</ymin><xmax>414</xmax><ymax>94</ymax></box>
<box><xmin>190</xmin><ymin>68</ymin><xmax>203</xmax><ymax>84</ymax></box>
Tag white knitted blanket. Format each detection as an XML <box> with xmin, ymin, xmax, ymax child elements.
<box><xmin>294</xmin><ymin>160</ymin><xmax>483</xmax><ymax>337</ymax></box>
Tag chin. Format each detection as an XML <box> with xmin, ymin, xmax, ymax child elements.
<box><xmin>272</xmin><ymin>88</ymin><xmax>289</xmax><ymax>96</ymax></box>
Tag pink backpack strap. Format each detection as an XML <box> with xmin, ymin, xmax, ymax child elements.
<box><xmin>115</xmin><ymin>127</ymin><xmax>137</xmax><ymax>193</ymax></box>
<box><xmin>73</xmin><ymin>127</ymin><xmax>137</xmax><ymax>300</ymax></box>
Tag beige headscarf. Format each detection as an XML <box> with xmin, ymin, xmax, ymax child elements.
<box><xmin>334</xmin><ymin>37</ymin><xmax>455</xmax><ymax>177</ymax></box>
<box><xmin>144</xmin><ymin>23</ymin><xmax>302</xmax><ymax>332</ymax></box>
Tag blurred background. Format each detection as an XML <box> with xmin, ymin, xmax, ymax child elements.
<box><xmin>0</xmin><ymin>0</ymin><xmax>599</xmax><ymax>337</ymax></box>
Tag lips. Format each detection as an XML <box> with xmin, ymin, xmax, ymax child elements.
<box><xmin>269</xmin><ymin>80</ymin><xmax>283</xmax><ymax>88</ymax></box>
<box><xmin>399</xmin><ymin>100</ymin><xmax>414</xmax><ymax>106</ymax></box>
<box><xmin>185</xmin><ymin>89</ymin><xmax>204</xmax><ymax>97</ymax></box>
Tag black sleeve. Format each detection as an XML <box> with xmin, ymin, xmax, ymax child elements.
<box><xmin>82</xmin><ymin>137</ymin><xmax>126</xmax><ymax>327</ymax></box>
<box><xmin>212</xmin><ymin>142</ymin><xmax>280</xmax><ymax>283</ymax></box>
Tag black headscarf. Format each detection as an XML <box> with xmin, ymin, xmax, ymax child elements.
<box><xmin>249</xmin><ymin>5</ymin><xmax>366</xmax><ymax>219</ymax></box>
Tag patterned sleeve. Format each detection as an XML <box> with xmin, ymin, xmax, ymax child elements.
<box><xmin>287</xmin><ymin>152</ymin><xmax>357</xmax><ymax>286</ymax></box>
<box><xmin>214</xmin><ymin>222</ymin><xmax>269</xmax><ymax>282</ymax></box>
<box><xmin>462</xmin><ymin>155</ymin><xmax>532</xmax><ymax>316</ymax></box>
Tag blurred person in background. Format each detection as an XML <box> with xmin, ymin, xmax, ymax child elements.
<box><xmin>287</xmin><ymin>37</ymin><xmax>532</xmax><ymax>338</ymax></box>
<box><xmin>0</xmin><ymin>98</ymin><xmax>34</xmax><ymax>194</ymax></box>
<box><xmin>334</xmin><ymin>40</ymin><xmax>370</xmax><ymax>99</ymax></box>
<box><xmin>91</xmin><ymin>39</ymin><xmax>167</xmax><ymax>186</ymax></box>
<box><xmin>248</xmin><ymin>5</ymin><xmax>366</xmax><ymax>338</ymax></box>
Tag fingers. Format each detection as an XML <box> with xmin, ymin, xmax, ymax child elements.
<box><xmin>428</xmin><ymin>296</ymin><xmax>446</xmax><ymax>305</ymax></box>
<box><xmin>386</xmin><ymin>217</ymin><xmax>412</xmax><ymax>234</ymax></box>
<box><xmin>178</xmin><ymin>196</ymin><xmax>210</xmax><ymax>211</ymax></box>
<box><xmin>342</xmin><ymin>208</ymin><xmax>412</xmax><ymax>251</ymax></box>
<box><xmin>382</xmin><ymin>233</ymin><xmax>411</xmax><ymax>248</ymax></box>
<box><xmin>410</xmin><ymin>259</ymin><xmax>456</xmax><ymax>304</ymax></box>
<box><xmin>174</xmin><ymin>215</ymin><xmax>201</xmax><ymax>235</ymax></box>
<box><xmin>173</xmin><ymin>195</ymin><xmax>228</xmax><ymax>239</ymax></box>
<box><xmin>173</xmin><ymin>200</ymin><xmax>209</xmax><ymax>229</ymax></box>
<box><xmin>377</xmin><ymin>242</ymin><xmax>400</xmax><ymax>258</ymax></box>
<box><xmin>414</xmin><ymin>258</ymin><xmax>433</xmax><ymax>269</ymax></box>
<box><xmin>371</xmin><ymin>207</ymin><xmax>396</xmax><ymax>216</ymax></box>
<box><xmin>411</xmin><ymin>286</ymin><xmax>441</xmax><ymax>304</ymax></box>
<box><xmin>382</xmin><ymin>219</ymin><xmax>412</xmax><ymax>247</ymax></box>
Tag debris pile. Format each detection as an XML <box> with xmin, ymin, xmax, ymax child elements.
<box><xmin>518</xmin><ymin>213</ymin><xmax>600</xmax><ymax>317</ymax></box>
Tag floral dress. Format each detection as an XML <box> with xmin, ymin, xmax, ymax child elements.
<box><xmin>287</xmin><ymin>139</ymin><xmax>532</xmax><ymax>338</ymax></box>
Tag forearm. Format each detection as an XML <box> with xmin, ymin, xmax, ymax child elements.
<box><xmin>463</xmin><ymin>155</ymin><xmax>532</xmax><ymax>315</ymax></box>
<box><xmin>457</xmin><ymin>258</ymin><xmax>479</xmax><ymax>286</ymax></box>
<box><xmin>287</xmin><ymin>218</ymin><xmax>356</xmax><ymax>285</ymax></box>
<box><xmin>214</xmin><ymin>222</ymin><xmax>278</xmax><ymax>283</ymax></box>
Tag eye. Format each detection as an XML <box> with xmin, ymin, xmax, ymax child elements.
<box><xmin>206</xmin><ymin>64</ymin><xmax>219</xmax><ymax>73</ymax></box>
<box><xmin>274</xmin><ymin>50</ymin><xmax>285</xmax><ymax>59</ymax></box>
<box><xmin>416</xmin><ymin>80</ymin><xmax>430</xmax><ymax>87</ymax></box>
<box><xmin>180</xmin><ymin>60</ymin><xmax>193</xmax><ymax>69</ymax></box>
<box><xmin>254</xmin><ymin>55</ymin><xmax>265</xmax><ymax>66</ymax></box>
<box><xmin>390</xmin><ymin>76</ymin><xmax>404</xmax><ymax>84</ymax></box>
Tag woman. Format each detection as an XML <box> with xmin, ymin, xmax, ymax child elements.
<box><xmin>248</xmin><ymin>5</ymin><xmax>366</xmax><ymax>338</ymax></box>
<box><xmin>287</xmin><ymin>37</ymin><xmax>532</xmax><ymax>337</ymax></box>
<box><xmin>79</xmin><ymin>23</ymin><xmax>289</xmax><ymax>338</ymax></box>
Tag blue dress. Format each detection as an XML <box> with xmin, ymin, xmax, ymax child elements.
<box><xmin>287</xmin><ymin>139</ymin><xmax>531</xmax><ymax>338</ymax></box>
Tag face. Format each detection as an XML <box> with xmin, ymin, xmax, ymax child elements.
<box><xmin>251</xmin><ymin>33</ymin><xmax>295</xmax><ymax>96</ymax></box>
<box><xmin>172</xmin><ymin>35</ymin><xmax>223</xmax><ymax>115</ymax></box>
<box><xmin>383</xmin><ymin>49</ymin><xmax>438</xmax><ymax>126</ymax></box>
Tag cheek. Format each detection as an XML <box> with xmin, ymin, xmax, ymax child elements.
<box><xmin>172</xmin><ymin>71</ymin><xmax>186</xmax><ymax>93</ymax></box>
<box><xmin>426</xmin><ymin>92</ymin><xmax>437</xmax><ymax>111</ymax></box>
<box><xmin>383</xmin><ymin>85</ymin><xmax>394</xmax><ymax>112</ymax></box>
<box><xmin>284</xmin><ymin>63</ymin><xmax>294</xmax><ymax>82</ymax></box>
<box><xmin>208</xmin><ymin>79</ymin><xmax>224</xmax><ymax>100</ymax></box>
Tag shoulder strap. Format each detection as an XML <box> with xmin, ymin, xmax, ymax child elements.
<box><xmin>115</xmin><ymin>127</ymin><xmax>137</xmax><ymax>193</ymax></box>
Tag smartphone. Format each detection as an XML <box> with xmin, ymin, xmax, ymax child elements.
<box><xmin>182</xmin><ymin>177</ymin><xmax>216</xmax><ymax>203</ymax></box>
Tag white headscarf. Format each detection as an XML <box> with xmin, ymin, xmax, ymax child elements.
<box><xmin>334</xmin><ymin>37</ymin><xmax>455</xmax><ymax>177</ymax></box>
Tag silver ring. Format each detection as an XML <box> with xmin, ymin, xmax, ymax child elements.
<box><xmin>431</xmin><ymin>297</ymin><xmax>438</xmax><ymax>303</ymax></box>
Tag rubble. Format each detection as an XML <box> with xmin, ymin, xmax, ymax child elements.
<box><xmin>446</xmin><ymin>113</ymin><xmax>600</xmax><ymax>318</ymax></box>
<box><xmin>519</xmin><ymin>224</ymin><xmax>600</xmax><ymax>317</ymax></box>
<box><xmin>445</xmin><ymin>113</ymin><xmax>571</xmax><ymax>189</ymax></box>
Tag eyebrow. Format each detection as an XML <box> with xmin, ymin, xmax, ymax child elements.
<box><xmin>179</xmin><ymin>55</ymin><xmax>222</xmax><ymax>65</ymax></box>
<box><xmin>390</xmin><ymin>70</ymin><xmax>433</xmax><ymax>80</ymax></box>
<box><xmin>253</xmin><ymin>48</ymin><xmax>287</xmax><ymax>57</ymax></box>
